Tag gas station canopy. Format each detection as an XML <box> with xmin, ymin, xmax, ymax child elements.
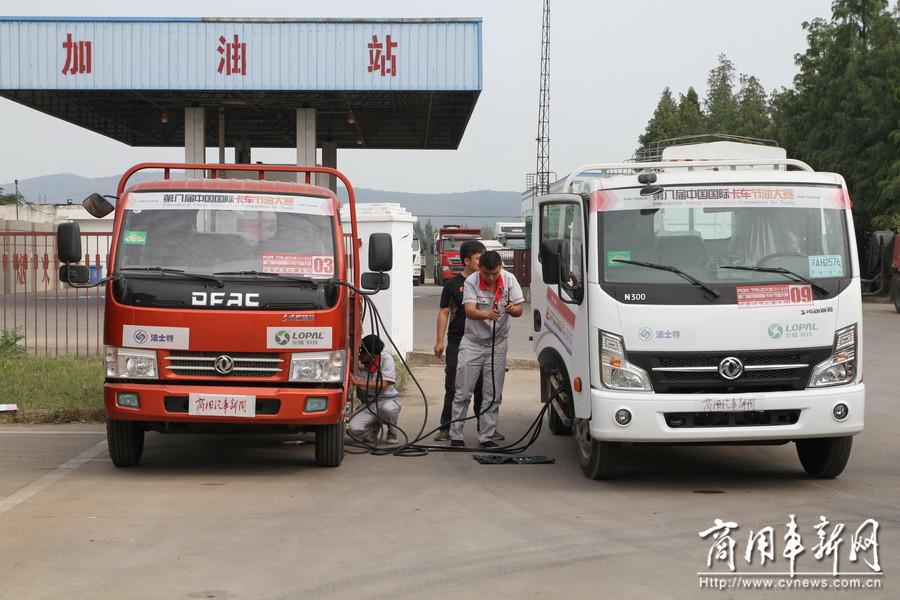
<box><xmin>0</xmin><ymin>17</ymin><xmax>482</xmax><ymax>150</ymax></box>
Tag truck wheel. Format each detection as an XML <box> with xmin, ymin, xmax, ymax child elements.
<box><xmin>573</xmin><ymin>418</ymin><xmax>621</xmax><ymax>480</ymax></box>
<box><xmin>542</xmin><ymin>363</ymin><xmax>573</xmax><ymax>435</ymax></box>
<box><xmin>315</xmin><ymin>421</ymin><xmax>345</xmax><ymax>467</ymax></box>
<box><xmin>107</xmin><ymin>419</ymin><xmax>145</xmax><ymax>467</ymax></box>
<box><xmin>419</xmin><ymin>271</ymin><xmax>426</xmax><ymax>286</ymax></box>
<box><xmin>413</xmin><ymin>276</ymin><xmax>420</xmax><ymax>287</ymax></box>
<box><xmin>796</xmin><ymin>436</ymin><xmax>852</xmax><ymax>478</ymax></box>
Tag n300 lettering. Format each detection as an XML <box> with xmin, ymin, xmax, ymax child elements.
<box><xmin>623</xmin><ymin>293</ymin><xmax>646</xmax><ymax>301</ymax></box>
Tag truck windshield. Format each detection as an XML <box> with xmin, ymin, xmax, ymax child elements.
<box><xmin>599</xmin><ymin>186</ymin><xmax>851</xmax><ymax>286</ymax></box>
<box><xmin>114</xmin><ymin>190</ymin><xmax>337</xmax><ymax>279</ymax></box>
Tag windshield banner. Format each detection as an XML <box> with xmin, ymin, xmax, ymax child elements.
<box><xmin>590</xmin><ymin>186</ymin><xmax>848</xmax><ymax>213</ymax></box>
<box><xmin>125</xmin><ymin>191</ymin><xmax>334</xmax><ymax>215</ymax></box>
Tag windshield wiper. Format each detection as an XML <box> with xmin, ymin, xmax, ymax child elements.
<box><xmin>718</xmin><ymin>265</ymin><xmax>830</xmax><ymax>297</ymax></box>
<box><xmin>118</xmin><ymin>266</ymin><xmax>223</xmax><ymax>287</ymax></box>
<box><xmin>213</xmin><ymin>270</ymin><xmax>319</xmax><ymax>290</ymax></box>
<box><xmin>612</xmin><ymin>258</ymin><xmax>721</xmax><ymax>301</ymax></box>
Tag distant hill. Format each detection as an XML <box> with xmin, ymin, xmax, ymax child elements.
<box><xmin>2</xmin><ymin>173</ymin><xmax>523</xmax><ymax>230</ymax></box>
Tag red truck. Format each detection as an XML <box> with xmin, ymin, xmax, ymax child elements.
<box><xmin>433</xmin><ymin>225</ymin><xmax>481</xmax><ymax>283</ymax></box>
<box><xmin>57</xmin><ymin>163</ymin><xmax>392</xmax><ymax>468</ymax></box>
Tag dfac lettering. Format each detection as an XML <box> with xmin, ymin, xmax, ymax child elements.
<box><xmin>192</xmin><ymin>292</ymin><xmax>260</xmax><ymax>307</ymax></box>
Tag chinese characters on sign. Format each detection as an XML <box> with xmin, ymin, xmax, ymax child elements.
<box><xmin>699</xmin><ymin>515</ymin><xmax>881</xmax><ymax>577</ymax></box>
<box><xmin>61</xmin><ymin>33</ymin><xmax>92</xmax><ymax>75</ymax></box>
<box><xmin>368</xmin><ymin>34</ymin><xmax>398</xmax><ymax>76</ymax></box>
<box><xmin>217</xmin><ymin>34</ymin><xmax>247</xmax><ymax>76</ymax></box>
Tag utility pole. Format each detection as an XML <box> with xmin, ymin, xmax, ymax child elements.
<box><xmin>535</xmin><ymin>0</ymin><xmax>551</xmax><ymax>195</ymax></box>
<box><xmin>14</xmin><ymin>179</ymin><xmax>19</xmax><ymax>220</ymax></box>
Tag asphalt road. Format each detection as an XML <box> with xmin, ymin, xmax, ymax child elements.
<box><xmin>0</xmin><ymin>299</ymin><xmax>896</xmax><ymax>599</ymax></box>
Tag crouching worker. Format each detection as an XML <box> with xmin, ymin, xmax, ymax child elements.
<box><xmin>348</xmin><ymin>334</ymin><xmax>402</xmax><ymax>445</ymax></box>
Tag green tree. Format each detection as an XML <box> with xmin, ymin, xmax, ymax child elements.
<box><xmin>772</xmin><ymin>0</ymin><xmax>900</xmax><ymax>228</ymax></box>
<box><xmin>677</xmin><ymin>87</ymin><xmax>705</xmax><ymax>137</ymax></box>
<box><xmin>638</xmin><ymin>87</ymin><xmax>680</xmax><ymax>148</ymax></box>
<box><xmin>0</xmin><ymin>187</ymin><xmax>24</xmax><ymax>205</ymax></box>
<box><xmin>704</xmin><ymin>54</ymin><xmax>739</xmax><ymax>133</ymax></box>
<box><xmin>733</xmin><ymin>75</ymin><xmax>774</xmax><ymax>139</ymax></box>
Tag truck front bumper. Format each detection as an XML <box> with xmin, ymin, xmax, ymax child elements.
<box><xmin>589</xmin><ymin>384</ymin><xmax>864</xmax><ymax>443</ymax></box>
<box><xmin>104</xmin><ymin>382</ymin><xmax>345</xmax><ymax>425</ymax></box>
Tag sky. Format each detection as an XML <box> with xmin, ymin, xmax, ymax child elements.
<box><xmin>0</xmin><ymin>0</ymin><xmax>837</xmax><ymax>195</ymax></box>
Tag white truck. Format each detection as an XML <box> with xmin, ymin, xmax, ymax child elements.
<box><xmin>495</xmin><ymin>221</ymin><xmax>527</xmax><ymax>249</ymax></box>
<box><xmin>412</xmin><ymin>234</ymin><xmax>425</xmax><ymax>286</ymax></box>
<box><xmin>532</xmin><ymin>140</ymin><xmax>864</xmax><ymax>479</ymax></box>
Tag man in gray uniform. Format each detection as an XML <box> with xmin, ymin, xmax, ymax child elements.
<box><xmin>449</xmin><ymin>250</ymin><xmax>524</xmax><ymax>448</ymax></box>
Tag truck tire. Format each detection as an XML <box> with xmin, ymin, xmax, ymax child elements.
<box><xmin>892</xmin><ymin>276</ymin><xmax>900</xmax><ymax>313</ymax></box>
<box><xmin>107</xmin><ymin>419</ymin><xmax>145</xmax><ymax>467</ymax></box>
<box><xmin>573</xmin><ymin>418</ymin><xmax>621</xmax><ymax>480</ymax></box>
<box><xmin>315</xmin><ymin>421</ymin><xmax>345</xmax><ymax>467</ymax></box>
<box><xmin>796</xmin><ymin>436</ymin><xmax>852</xmax><ymax>478</ymax></box>
<box><xmin>541</xmin><ymin>363</ymin><xmax>573</xmax><ymax>435</ymax></box>
<box><xmin>413</xmin><ymin>275</ymin><xmax>420</xmax><ymax>286</ymax></box>
<box><xmin>419</xmin><ymin>271</ymin><xmax>426</xmax><ymax>286</ymax></box>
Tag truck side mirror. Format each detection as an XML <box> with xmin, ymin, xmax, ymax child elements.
<box><xmin>57</xmin><ymin>222</ymin><xmax>83</xmax><ymax>263</ymax></box>
<box><xmin>368</xmin><ymin>232</ymin><xmax>393</xmax><ymax>271</ymax></box>
<box><xmin>83</xmin><ymin>193</ymin><xmax>115</xmax><ymax>218</ymax></box>
<box><xmin>540</xmin><ymin>239</ymin><xmax>570</xmax><ymax>284</ymax></box>
<box><xmin>59</xmin><ymin>264</ymin><xmax>91</xmax><ymax>285</ymax></box>
<box><xmin>361</xmin><ymin>272</ymin><xmax>391</xmax><ymax>291</ymax></box>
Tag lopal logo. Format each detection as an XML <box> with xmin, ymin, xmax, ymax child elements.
<box><xmin>274</xmin><ymin>330</ymin><xmax>291</xmax><ymax>346</ymax></box>
<box><xmin>768</xmin><ymin>321</ymin><xmax>819</xmax><ymax>340</ymax></box>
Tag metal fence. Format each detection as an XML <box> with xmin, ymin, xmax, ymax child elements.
<box><xmin>1</xmin><ymin>231</ymin><xmax>111</xmax><ymax>357</ymax></box>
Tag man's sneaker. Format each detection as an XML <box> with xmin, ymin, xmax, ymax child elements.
<box><xmin>434</xmin><ymin>430</ymin><xmax>450</xmax><ymax>442</ymax></box>
<box><xmin>386</xmin><ymin>433</ymin><xmax>398</xmax><ymax>444</ymax></box>
<box><xmin>491</xmin><ymin>431</ymin><xmax>505</xmax><ymax>441</ymax></box>
<box><xmin>478</xmin><ymin>440</ymin><xmax>499</xmax><ymax>449</ymax></box>
<box><xmin>450</xmin><ymin>439</ymin><xmax>465</xmax><ymax>447</ymax></box>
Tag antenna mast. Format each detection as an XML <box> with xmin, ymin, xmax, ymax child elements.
<box><xmin>535</xmin><ymin>0</ymin><xmax>551</xmax><ymax>195</ymax></box>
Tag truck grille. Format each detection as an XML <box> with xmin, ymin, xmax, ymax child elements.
<box><xmin>163</xmin><ymin>351</ymin><xmax>284</xmax><ymax>378</ymax></box>
<box><xmin>665</xmin><ymin>410</ymin><xmax>801</xmax><ymax>428</ymax></box>
<box><xmin>628</xmin><ymin>348</ymin><xmax>832</xmax><ymax>393</ymax></box>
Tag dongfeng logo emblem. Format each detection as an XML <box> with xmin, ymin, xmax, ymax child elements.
<box><xmin>718</xmin><ymin>357</ymin><xmax>744</xmax><ymax>380</ymax></box>
<box><xmin>214</xmin><ymin>355</ymin><xmax>235</xmax><ymax>375</ymax></box>
<box><xmin>275</xmin><ymin>330</ymin><xmax>291</xmax><ymax>346</ymax></box>
<box><xmin>768</xmin><ymin>323</ymin><xmax>784</xmax><ymax>339</ymax></box>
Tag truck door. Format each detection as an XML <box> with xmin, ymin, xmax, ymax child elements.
<box><xmin>533</xmin><ymin>194</ymin><xmax>592</xmax><ymax>424</ymax></box>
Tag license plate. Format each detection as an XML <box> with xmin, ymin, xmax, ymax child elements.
<box><xmin>188</xmin><ymin>393</ymin><xmax>256</xmax><ymax>417</ymax></box>
<box><xmin>695</xmin><ymin>394</ymin><xmax>764</xmax><ymax>412</ymax></box>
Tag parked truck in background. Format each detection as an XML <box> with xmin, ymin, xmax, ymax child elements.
<box><xmin>412</xmin><ymin>234</ymin><xmax>426</xmax><ymax>286</ymax></box>
<box><xmin>57</xmin><ymin>163</ymin><xmax>392</xmax><ymax>469</ymax></box>
<box><xmin>495</xmin><ymin>221</ymin><xmax>527</xmax><ymax>249</ymax></box>
<box><xmin>532</xmin><ymin>139</ymin><xmax>864</xmax><ymax>479</ymax></box>
<box><xmin>433</xmin><ymin>225</ymin><xmax>481</xmax><ymax>283</ymax></box>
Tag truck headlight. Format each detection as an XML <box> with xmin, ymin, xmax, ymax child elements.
<box><xmin>289</xmin><ymin>350</ymin><xmax>345</xmax><ymax>382</ymax></box>
<box><xmin>809</xmin><ymin>324</ymin><xmax>857</xmax><ymax>387</ymax></box>
<box><xmin>106</xmin><ymin>346</ymin><xmax>158</xmax><ymax>379</ymax></box>
<box><xmin>600</xmin><ymin>331</ymin><xmax>652</xmax><ymax>391</ymax></box>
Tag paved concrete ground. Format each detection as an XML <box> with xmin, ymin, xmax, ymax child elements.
<box><xmin>0</xmin><ymin>300</ymin><xmax>897</xmax><ymax>599</ymax></box>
